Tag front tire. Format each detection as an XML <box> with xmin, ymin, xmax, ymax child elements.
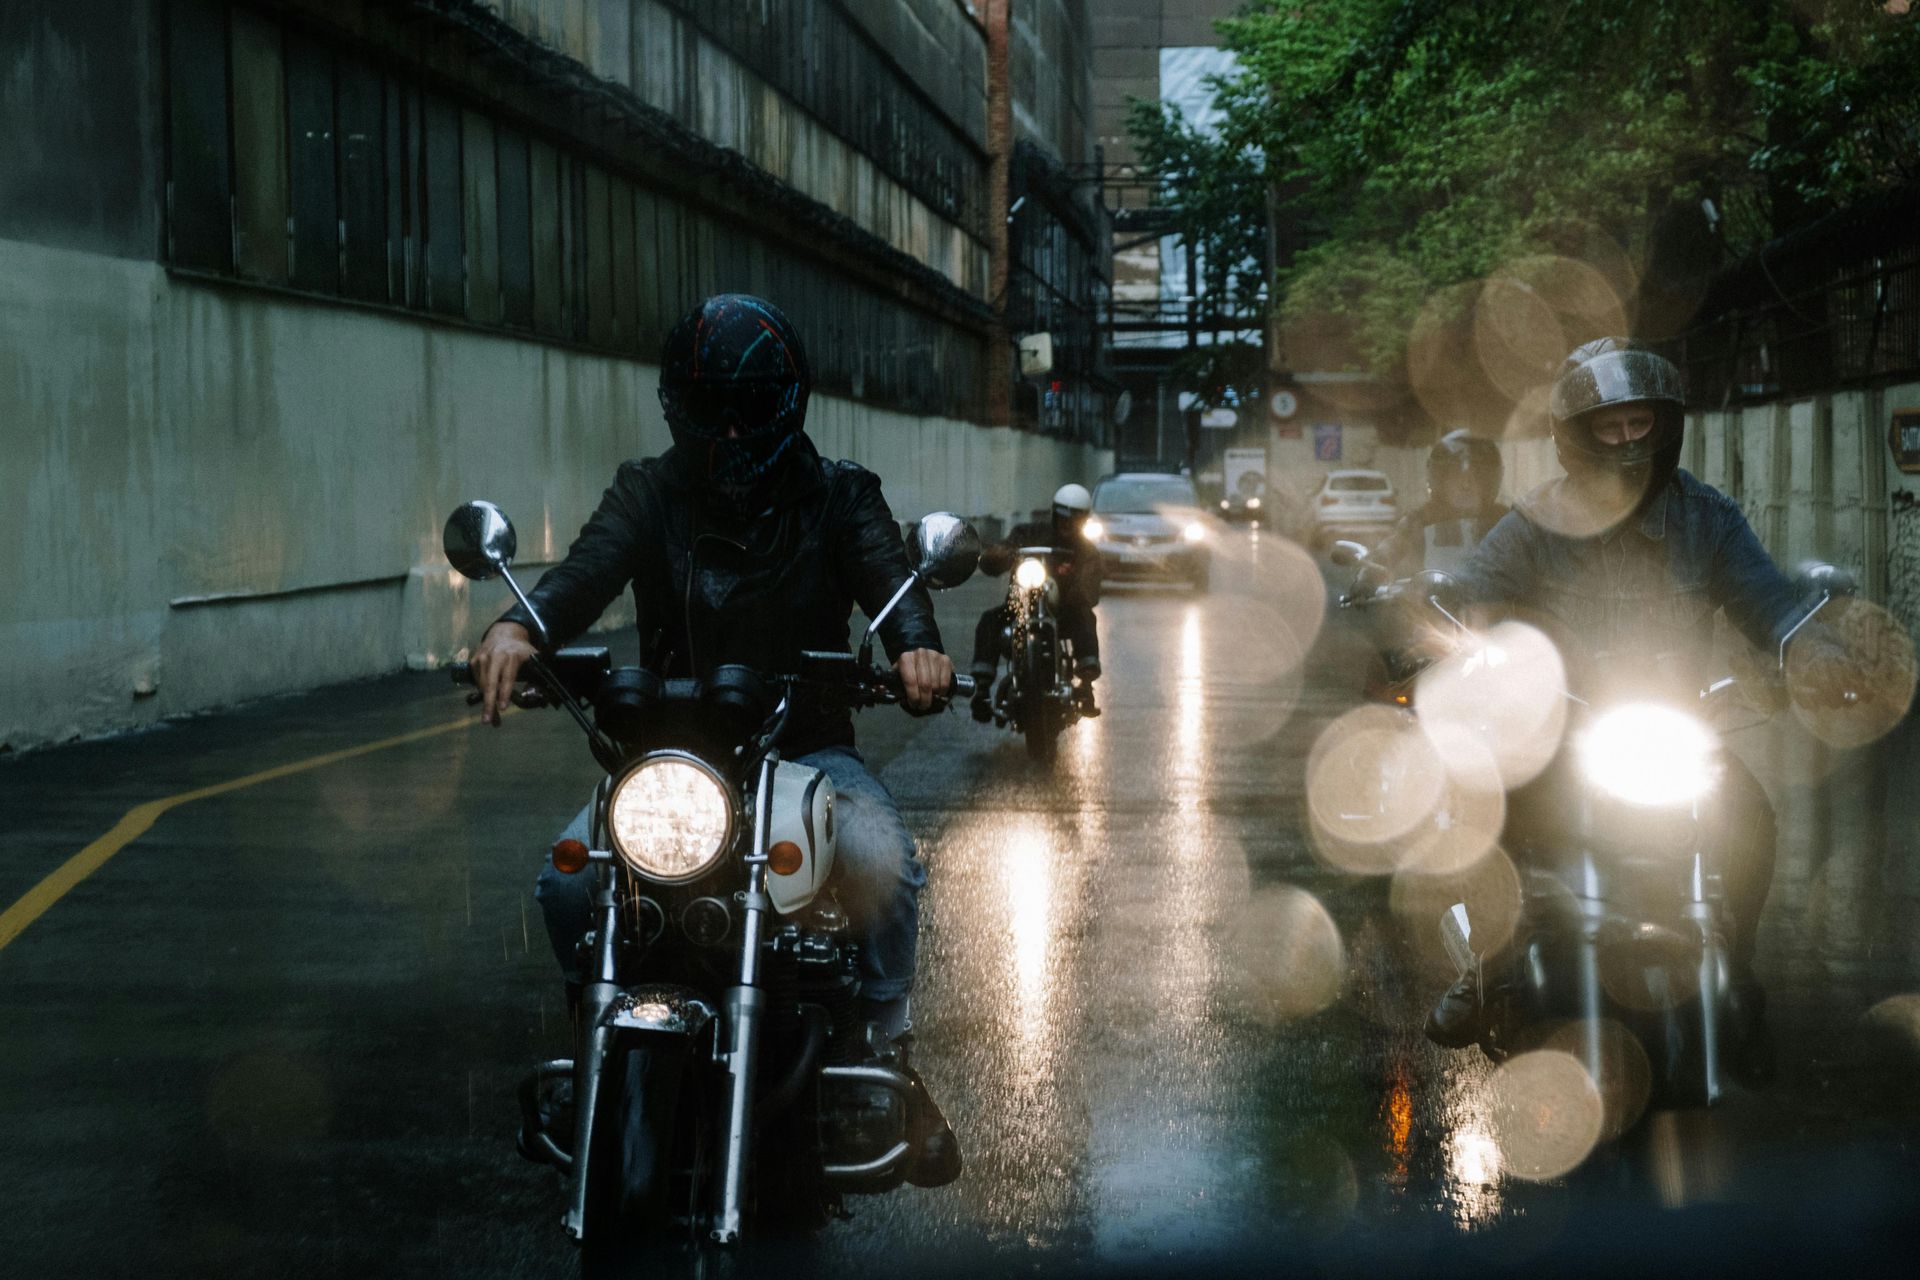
<box><xmin>580</xmin><ymin>1039</ymin><xmax>714</xmax><ymax>1279</ymax></box>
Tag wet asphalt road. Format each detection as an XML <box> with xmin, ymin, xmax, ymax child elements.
<box><xmin>5</xmin><ymin>531</ymin><xmax>1920</xmax><ymax>1278</ymax></box>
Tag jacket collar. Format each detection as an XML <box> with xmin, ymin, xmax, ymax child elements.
<box><xmin>657</xmin><ymin>433</ymin><xmax>827</xmax><ymax>509</ymax></box>
<box><xmin>1637</xmin><ymin>474</ymin><xmax>1679</xmax><ymax>541</ymax></box>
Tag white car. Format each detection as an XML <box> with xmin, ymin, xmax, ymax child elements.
<box><xmin>1311</xmin><ymin>469</ymin><xmax>1397</xmax><ymax>548</ymax></box>
<box><xmin>1086</xmin><ymin>473</ymin><xmax>1212</xmax><ymax>591</ymax></box>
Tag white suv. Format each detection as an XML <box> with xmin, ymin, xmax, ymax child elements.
<box><xmin>1310</xmin><ymin>469</ymin><xmax>1397</xmax><ymax>548</ymax></box>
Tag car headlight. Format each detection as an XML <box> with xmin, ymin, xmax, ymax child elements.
<box><xmin>1083</xmin><ymin>518</ymin><xmax>1105</xmax><ymax>541</ymax></box>
<box><xmin>1015</xmin><ymin>557</ymin><xmax>1049</xmax><ymax>590</ymax></box>
<box><xmin>1182</xmin><ymin>522</ymin><xmax>1206</xmax><ymax>543</ymax></box>
<box><xmin>1577</xmin><ymin>703</ymin><xmax>1719</xmax><ymax>808</ymax></box>
<box><xmin>1247</xmin><ymin>497</ymin><xmax>1262</xmax><ymax>510</ymax></box>
<box><xmin>607</xmin><ymin>753</ymin><xmax>735</xmax><ymax>882</ymax></box>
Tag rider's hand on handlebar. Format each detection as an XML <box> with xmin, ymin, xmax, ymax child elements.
<box><xmin>471</xmin><ymin>621</ymin><xmax>537</xmax><ymax>726</ymax></box>
<box><xmin>895</xmin><ymin>648</ymin><xmax>954</xmax><ymax>713</ymax></box>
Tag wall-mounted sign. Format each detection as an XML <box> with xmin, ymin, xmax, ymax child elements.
<box><xmin>1269</xmin><ymin>389</ymin><xmax>1299</xmax><ymax>420</ymax></box>
<box><xmin>1312</xmin><ymin>421</ymin><xmax>1343</xmax><ymax>461</ymax></box>
<box><xmin>1017</xmin><ymin>332</ymin><xmax>1053</xmax><ymax>378</ymax></box>
<box><xmin>1891</xmin><ymin>408</ymin><xmax>1920</xmax><ymax>474</ymax></box>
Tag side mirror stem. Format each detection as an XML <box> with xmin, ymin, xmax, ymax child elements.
<box><xmin>1776</xmin><ymin>591</ymin><xmax>1830</xmax><ymax>675</ymax></box>
<box><xmin>496</xmin><ymin>563</ymin><xmax>552</xmax><ymax>650</ymax></box>
<box><xmin>859</xmin><ymin>572</ymin><xmax>922</xmax><ymax>668</ymax></box>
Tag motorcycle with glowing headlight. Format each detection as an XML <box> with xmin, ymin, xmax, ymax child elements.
<box><xmin>440</xmin><ymin>500</ymin><xmax>979</xmax><ymax>1275</ymax></box>
<box><xmin>986</xmin><ymin>547</ymin><xmax>1088</xmax><ymax>763</ymax></box>
<box><xmin>1435</xmin><ymin>564</ymin><xmax>1858</xmax><ymax>1111</ymax></box>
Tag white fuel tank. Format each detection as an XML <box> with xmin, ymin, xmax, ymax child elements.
<box><xmin>765</xmin><ymin>760</ymin><xmax>837</xmax><ymax>915</ymax></box>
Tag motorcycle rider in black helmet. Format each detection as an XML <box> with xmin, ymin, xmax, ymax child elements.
<box><xmin>466</xmin><ymin>294</ymin><xmax>960</xmax><ymax>1185</ymax></box>
<box><xmin>1429</xmin><ymin>338</ymin><xmax>1861</xmax><ymax>1076</ymax></box>
<box><xmin>1379</xmin><ymin>429</ymin><xmax>1510</xmax><ymax>575</ymax></box>
<box><xmin>968</xmin><ymin>482</ymin><xmax>1105</xmax><ymax>722</ymax></box>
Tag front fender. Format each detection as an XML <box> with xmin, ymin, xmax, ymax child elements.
<box><xmin>604</xmin><ymin>984</ymin><xmax>717</xmax><ymax>1037</ymax></box>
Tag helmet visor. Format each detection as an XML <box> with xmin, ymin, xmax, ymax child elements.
<box><xmin>659</xmin><ymin>381</ymin><xmax>801</xmax><ymax>440</ymax></box>
<box><xmin>1550</xmin><ymin>349</ymin><xmax>1684</xmax><ymax>421</ymax></box>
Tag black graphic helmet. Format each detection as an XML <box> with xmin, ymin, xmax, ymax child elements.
<box><xmin>1548</xmin><ymin>338</ymin><xmax>1685</xmax><ymax>481</ymax></box>
<box><xmin>658</xmin><ymin>295</ymin><xmax>811</xmax><ymax>506</ymax></box>
<box><xmin>1427</xmin><ymin>429</ymin><xmax>1503</xmax><ymax>511</ymax></box>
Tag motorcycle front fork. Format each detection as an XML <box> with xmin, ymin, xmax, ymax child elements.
<box><xmin>559</xmin><ymin>762</ymin><xmax>778</xmax><ymax>1247</ymax></box>
<box><xmin>711</xmin><ymin>758</ymin><xmax>778</xmax><ymax>1244</ymax></box>
<box><xmin>563</xmin><ymin>867</ymin><xmax>622</xmax><ymax>1241</ymax></box>
<box><xmin>1685</xmin><ymin>851</ymin><xmax>1723</xmax><ymax>1104</ymax></box>
<box><xmin>1571</xmin><ymin>848</ymin><xmax>1724</xmax><ymax>1106</ymax></box>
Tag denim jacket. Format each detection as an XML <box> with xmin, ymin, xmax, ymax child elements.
<box><xmin>1458</xmin><ymin>470</ymin><xmax>1803</xmax><ymax>695</ymax></box>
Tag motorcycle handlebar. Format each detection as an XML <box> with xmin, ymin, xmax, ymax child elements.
<box><xmin>453</xmin><ymin>655</ymin><xmax>971</xmax><ymax>708</ymax></box>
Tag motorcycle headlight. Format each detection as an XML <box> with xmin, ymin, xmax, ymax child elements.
<box><xmin>606</xmin><ymin>753</ymin><xmax>735</xmax><ymax>883</ymax></box>
<box><xmin>1015</xmin><ymin>557</ymin><xmax>1049</xmax><ymax>590</ymax></box>
<box><xmin>1577</xmin><ymin>703</ymin><xmax>1719</xmax><ymax>808</ymax></box>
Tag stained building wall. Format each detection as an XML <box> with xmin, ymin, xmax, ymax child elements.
<box><xmin>0</xmin><ymin>0</ymin><xmax>1112</xmax><ymax>751</ymax></box>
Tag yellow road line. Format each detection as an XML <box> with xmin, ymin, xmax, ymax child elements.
<box><xmin>0</xmin><ymin>713</ymin><xmax>488</xmax><ymax>954</ymax></box>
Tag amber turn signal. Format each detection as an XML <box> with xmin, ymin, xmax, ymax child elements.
<box><xmin>767</xmin><ymin>840</ymin><xmax>804</xmax><ymax>876</ymax></box>
<box><xmin>551</xmin><ymin>838</ymin><xmax>590</xmax><ymax>874</ymax></box>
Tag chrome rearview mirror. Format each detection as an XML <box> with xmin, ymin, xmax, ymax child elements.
<box><xmin>858</xmin><ymin>512</ymin><xmax>981</xmax><ymax>668</ymax></box>
<box><xmin>444</xmin><ymin>500</ymin><xmax>518</xmax><ymax>581</ymax></box>
<box><xmin>909</xmin><ymin>512</ymin><xmax>981</xmax><ymax>590</ymax></box>
<box><xmin>442</xmin><ymin>500</ymin><xmax>551</xmax><ymax>647</ymax></box>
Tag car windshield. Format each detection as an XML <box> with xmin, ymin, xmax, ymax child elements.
<box><xmin>1094</xmin><ymin>478</ymin><xmax>1197</xmax><ymax>513</ymax></box>
<box><xmin>1328</xmin><ymin>474</ymin><xmax>1391</xmax><ymax>492</ymax></box>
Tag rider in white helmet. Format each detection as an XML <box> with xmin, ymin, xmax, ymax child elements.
<box><xmin>969</xmin><ymin>482</ymin><xmax>1104</xmax><ymax>720</ymax></box>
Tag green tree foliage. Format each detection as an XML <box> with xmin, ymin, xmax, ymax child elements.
<box><xmin>1125</xmin><ymin>96</ymin><xmax>1271</xmax><ymax>407</ymax></box>
<box><xmin>1143</xmin><ymin>0</ymin><xmax>1920</xmax><ymax>382</ymax></box>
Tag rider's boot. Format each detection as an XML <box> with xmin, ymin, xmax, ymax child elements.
<box><xmin>970</xmin><ymin>663</ymin><xmax>995</xmax><ymax>723</ymax></box>
<box><xmin>862</xmin><ymin>998</ymin><xmax>961</xmax><ymax>1188</ymax></box>
<box><xmin>1073</xmin><ymin>659</ymin><xmax>1101</xmax><ymax>718</ymax></box>
<box><xmin>893</xmin><ymin>1035</ymin><xmax>962</xmax><ymax>1188</ymax></box>
<box><xmin>1424</xmin><ymin>968</ymin><xmax>1485</xmax><ymax>1049</ymax></box>
<box><xmin>1424</xmin><ymin>958</ymin><xmax>1521</xmax><ymax>1055</ymax></box>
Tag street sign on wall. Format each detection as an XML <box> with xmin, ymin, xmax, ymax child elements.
<box><xmin>1312</xmin><ymin>421</ymin><xmax>1343</xmax><ymax>461</ymax></box>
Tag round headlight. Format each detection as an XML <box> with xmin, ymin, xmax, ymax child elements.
<box><xmin>1083</xmin><ymin>518</ymin><xmax>1106</xmax><ymax>541</ymax></box>
<box><xmin>1015</xmin><ymin>557</ymin><xmax>1049</xmax><ymax>590</ymax></box>
<box><xmin>1577</xmin><ymin>703</ymin><xmax>1719</xmax><ymax>808</ymax></box>
<box><xmin>1182</xmin><ymin>522</ymin><xmax>1206</xmax><ymax>543</ymax></box>
<box><xmin>607</xmin><ymin>753</ymin><xmax>734</xmax><ymax>883</ymax></box>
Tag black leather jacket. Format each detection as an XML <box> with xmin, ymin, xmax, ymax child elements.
<box><xmin>500</xmin><ymin>436</ymin><xmax>942</xmax><ymax>756</ymax></box>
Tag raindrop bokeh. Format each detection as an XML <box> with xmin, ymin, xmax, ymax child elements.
<box><xmin>1486</xmin><ymin>1049</ymin><xmax>1605</xmax><ymax>1182</ymax></box>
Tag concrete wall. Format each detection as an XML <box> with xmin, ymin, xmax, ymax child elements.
<box><xmin>1684</xmin><ymin>386</ymin><xmax>1919</xmax><ymax>634</ymax></box>
<box><xmin>479</xmin><ymin>0</ymin><xmax>991</xmax><ymax>296</ymax></box>
<box><xmin>0</xmin><ymin>236</ymin><xmax>1110</xmax><ymax>751</ymax></box>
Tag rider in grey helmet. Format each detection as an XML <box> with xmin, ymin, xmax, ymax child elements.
<box><xmin>1379</xmin><ymin>428</ymin><xmax>1510</xmax><ymax>575</ymax></box>
<box><xmin>1430</xmin><ymin>337</ymin><xmax>1863</xmax><ymax>1077</ymax></box>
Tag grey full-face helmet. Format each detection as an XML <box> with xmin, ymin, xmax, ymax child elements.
<box><xmin>1548</xmin><ymin>338</ymin><xmax>1686</xmax><ymax>482</ymax></box>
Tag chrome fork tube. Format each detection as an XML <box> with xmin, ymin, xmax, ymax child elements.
<box><xmin>712</xmin><ymin>758</ymin><xmax>776</xmax><ymax>1245</ymax></box>
<box><xmin>563</xmin><ymin>864</ymin><xmax>621</xmax><ymax>1240</ymax></box>
<box><xmin>1686</xmin><ymin>846</ymin><xmax>1722</xmax><ymax>1104</ymax></box>
<box><xmin>1575</xmin><ymin>851</ymin><xmax>1605</xmax><ymax>1086</ymax></box>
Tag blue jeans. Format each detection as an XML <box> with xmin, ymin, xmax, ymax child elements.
<box><xmin>533</xmin><ymin>746</ymin><xmax>926</xmax><ymax>1002</ymax></box>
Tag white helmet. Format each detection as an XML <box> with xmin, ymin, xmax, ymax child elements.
<box><xmin>1051</xmin><ymin>483</ymin><xmax>1092</xmax><ymax>519</ymax></box>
